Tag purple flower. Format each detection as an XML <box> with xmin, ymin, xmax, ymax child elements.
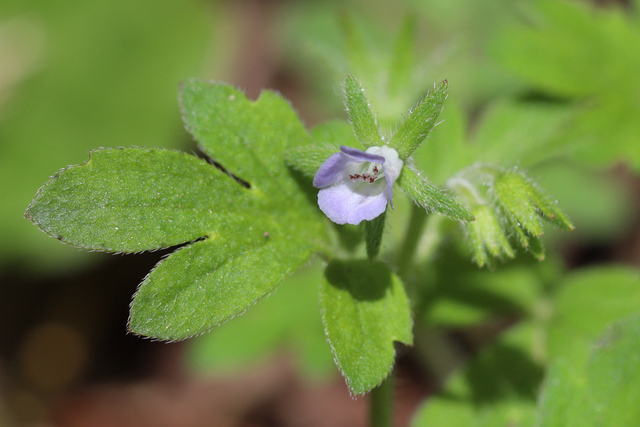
<box><xmin>313</xmin><ymin>145</ymin><xmax>403</xmax><ymax>225</ymax></box>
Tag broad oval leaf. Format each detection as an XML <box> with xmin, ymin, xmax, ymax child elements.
<box><xmin>320</xmin><ymin>259</ymin><xmax>413</xmax><ymax>395</ymax></box>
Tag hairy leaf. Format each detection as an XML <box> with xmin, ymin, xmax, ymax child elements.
<box><xmin>28</xmin><ymin>82</ymin><xmax>327</xmax><ymax>340</ymax></box>
<box><xmin>398</xmin><ymin>168</ymin><xmax>473</xmax><ymax>222</ymax></box>
<box><xmin>343</xmin><ymin>75</ymin><xmax>384</xmax><ymax>148</ymax></box>
<box><xmin>286</xmin><ymin>120</ymin><xmax>355</xmax><ymax>179</ymax></box>
<box><xmin>321</xmin><ymin>260</ymin><xmax>412</xmax><ymax>395</ymax></box>
<box><xmin>389</xmin><ymin>80</ymin><xmax>448</xmax><ymax>159</ymax></box>
<box><xmin>26</xmin><ymin>148</ymin><xmax>248</xmax><ymax>252</ymax></box>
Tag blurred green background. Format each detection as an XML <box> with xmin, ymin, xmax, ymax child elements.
<box><xmin>1</xmin><ymin>0</ymin><xmax>639</xmax><ymax>426</ymax></box>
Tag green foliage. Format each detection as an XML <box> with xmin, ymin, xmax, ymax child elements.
<box><xmin>188</xmin><ymin>260</ymin><xmax>334</xmax><ymax>380</ymax></box>
<box><xmin>344</xmin><ymin>75</ymin><xmax>384</xmax><ymax>148</ymax></box>
<box><xmin>466</xmin><ymin>204</ymin><xmax>515</xmax><ymax>268</ymax></box>
<box><xmin>286</xmin><ymin>78</ymin><xmax>474</xmax><ymax>227</ymax></box>
<box><xmin>0</xmin><ymin>0</ymin><xmax>212</xmax><ymax>271</ymax></box>
<box><xmin>179</xmin><ymin>80</ymin><xmax>310</xmax><ymax>196</ymax></box>
<box><xmin>495</xmin><ymin>171</ymin><xmax>574</xmax><ymax>237</ymax></box>
<box><xmin>413</xmin><ymin>266</ymin><xmax>640</xmax><ymax>426</ymax></box>
<box><xmin>538</xmin><ymin>267</ymin><xmax>640</xmax><ymax>426</ymax></box>
<box><xmin>26</xmin><ymin>148</ymin><xmax>246</xmax><ymax>252</ymax></box>
<box><xmin>411</xmin><ymin>99</ymin><xmax>577</xmax><ymax>186</ymax></box>
<box><xmin>546</xmin><ymin>266</ymin><xmax>640</xmax><ymax>366</ymax></box>
<box><xmin>321</xmin><ymin>260</ymin><xmax>413</xmax><ymax>395</ymax></box>
<box><xmin>418</xmin><ymin>257</ymin><xmax>551</xmax><ymax>328</ymax></box>
<box><xmin>450</xmin><ymin>166</ymin><xmax>574</xmax><ymax>267</ymax></box>
<box><xmin>492</xmin><ymin>0</ymin><xmax>640</xmax><ymax>170</ymax></box>
<box><xmin>495</xmin><ymin>173</ymin><xmax>541</xmax><ymax>237</ymax></box>
<box><xmin>27</xmin><ymin>82</ymin><xmax>327</xmax><ymax>340</ymax></box>
<box><xmin>412</xmin><ymin>322</ymin><xmax>541</xmax><ymax>427</ymax></box>
<box><xmin>389</xmin><ymin>80</ymin><xmax>448</xmax><ymax>159</ymax></box>
<box><xmin>403</xmin><ymin>88</ymin><xmax>576</xmax><ymax>267</ymax></box>
<box><xmin>129</xmin><ymin>232</ymin><xmax>318</xmax><ymax>340</ymax></box>
<box><xmin>15</xmin><ymin>0</ymin><xmax>640</xmax><ymax>421</ymax></box>
<box><xmin>286</xmin><ymin>120</ymin><xmax>353</xmax><ymax>179</ymax></box>
<box><xmin>539</xmin><ymin>315</ymin><xmax>640</xmax><ymax>426</ymax></box>
<box><xmin>365</xmin><ymin>210</ymin><xmax>386</xmax><ymax>260</ymax></box>
<box><xmin>398</xmin><ymin>168</ymin><xmax>473</xmax><ymax>223</ymax></box>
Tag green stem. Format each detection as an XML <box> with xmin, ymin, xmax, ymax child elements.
<box><xmin>370</xmin><ymin>375</ymin><xmax>394</xmax><ymax>427</ymax></box>
<box><xmin>365</xmin><ymin>210</ymin><xmax>386</xmax><ymax>260</ymax></box>
<box><xmin>396</xmin><ymin>203</ymin><xmax>427</xmax><ymax>273</ymax></box>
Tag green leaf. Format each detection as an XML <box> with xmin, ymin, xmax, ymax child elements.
<box><xmin>510</xmin><ymin>216</ymin><xmax>531</xmax><ymax>249</ymax></box>
<box><xmin>412</xmin><ymin>322</ymin><xmax>541</xmax><ymax>427</ymax></box>
<box><xmin>285</xmin><ymin>143</ymin><xmax>340</xmax><ymax>180</ymax></box>
<box><xmin>467</xmin><ymin>204</ymin><xmax>514</xmax><ymax>267</ymax></box>
<box><xmin>492</xmin><ymin>0</ymin><xmax>640</xmax><ymax>170</ymax></box>
<box><xmin>285</xmin><ymin>120</ymin><xmax>355</xmax><ymax>179</ymax></box>
<box><xmin>523</xmin><ymin>179</ymin><xmax>575</xmax><ymax>232</ymax></box>
<box><xmin>1</xmin><ymin>0</ymin><xmax>212</xmax><ymax>271</ymax></box>
<box><xmin>471</xmin><ymin>100</ymin><xmax>578</xmax><ymax>169</ymax></box>
<box><xmin>398</xmin><ymin>168</ymin><xmax>473</xmax><ymax>222</ymax></box>
<box><xmin>343</xmin><ymin>75</ymin><xmax>384</xmax><ymax>148</ymax></box>
<box><xmin>539</xmin><ymin>314</ymin><xmax>640</xmax><ymax>427</ymax></box>
<box><xmin>419</xmin><ymin>249</ymin><xmax>553</xmax><ymax>327</ymax></box>
<box><xmin>179</xmin><ymin>79</ymin><xmax>311</xmax><ymax>195</ymax></box>
<box><xmin>450</xmin><ymin>165</ymin><xmax>571</xmax><ymax>264</ymax></box>
<box><xmin>128</xmin><ymin>82</ymin><xmax>327</xmax><ymax>340</ymax></box>
<box><xmin>338</xmin><ymin>13</ymin><xmax>375</xmax><ymax>82</ymax></box>
<box><xmin>389</xmin><ymin>80</ymin><xmax>448</xmax><ymax>159</ymax></box>
<box><xmin>28</xmin><ymin>81</ymin><xmax>328</xmax><ymax>340</ymax></box>
<box><xmin>495</xmin><ymin>172</ymin><xmax>544</xmax><ymax>237</ymax></box>
<box><xmin>411</xmin><ymin>102</ymin><xmax>470</xmax><ymax>186</ymax></box>
<box><xmin>388</xmin><ymin>15</ymin><xmax>416</xmax><ymax>98</ymax></box>
<box><xmin>527</xmin><ymin>235</ymin><xmax>546</xmax><ymax>261</ymax></box>
<box><xmin>129</xmin><ymin>224</ymin><xmax>322</xmax><ymax>340</ymax></box>
<box><xmin>187</xmin><ymin>260</ymin><xmax>335</xmax><ymax>380</ymax></box>
<box><xmin>321</xmin><ymin>259</ymin><xmax>413</xmax><ymax>395</ymax></box>
<box><xmin>547</xmin><ymin>266</ymin><xmax>640</xmax><ymax>366</ymax></box>
<box><xmin>26</xmin><ymin>148</ymin><xmax>248</xmax><ymax>252</ymax></box>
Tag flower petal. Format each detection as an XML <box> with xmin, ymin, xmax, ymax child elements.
<box><xmin>340</xmin><ymin>145</ymin><xmax>386</xmax><ymax>164</ymax></box>
<box><xmin>313</xmin><ymin>152</ymin><xmax>348</xmax><ymax>188</ymax></box>
<box><xmin>317</xmin><ymin>182</ymin><xmax>388</xmax><ymax>225</ymax></box>
<box><xmin>366</xmin><ymin>146</ymin><xmax>403</xmax><ymax>208</ymax></box>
